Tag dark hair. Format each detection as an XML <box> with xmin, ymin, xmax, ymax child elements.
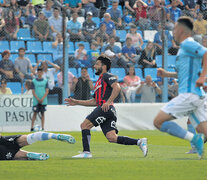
<box><xmin>127</xmin><ymin>65</ymin><xmax>135</xmax><ymax>75</ymax></box>
<box><xmin>97</xmin><ymin>56</ymin><xmax>111</xmax><ymax>71</ymax></box>
<box><xmin>37</xmin><ymin>66</ymin><xmax>43</xmax><ymax>71</ymax></box>
<box><xmin>54</xmin><ymin>7</ymin><xmax>60</xmax><ymax>11</ymax></box>
<box><xmin>177</xmin><ymin>16</ymin><xmax>194</xmax><ymax>31</ymax></box>
<box><xmin>25</xmin><ymin>80</ymin><xmax>32</xmax><ymax>89</ymax></box>
<box><xmin>78</xmin><ymin>43</ymin><xmax>84</xmax><ymax>47</ymax></box>
<box><xmin>2</xmin><ymin>50</ymin><xmax>10</xmax><ymax>57</ymax></box>
<box><xmin>126</xmin><ymin>37</ymin><xmax>132</xmax><ymax>41</ymax></box>
<box><xmin>1</xmin><ymin>79</ymin><xmax>7</xmax><ymax>84</ymax></box>
<box><xmin>81</xmin><ymin>67</ymin><xmax>88</xmax><ymax>70</ymax></box>
<box><xmin>18</xmin><ymin>47</ymin><xmax>25</xmax><ymax>52</ymax></box>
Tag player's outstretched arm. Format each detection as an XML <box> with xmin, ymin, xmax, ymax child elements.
<box><xmin>157</xmin><ymin>68</ymin><xmax>177</xmax><ymax>78</ymax></box>
<box><xmin>196</xmin><ymin>52</ymin><xmax>207</xmax><ymax>87</ymax></box>
<box><xmin>64</xmin><ymin>97</ymin><xmax>96</xmax><ymax>106</ymax></box>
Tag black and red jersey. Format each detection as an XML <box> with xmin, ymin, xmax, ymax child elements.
<box><xmin>93</xmin><ymin>72</ymin><xmax>117</xmax><ymax>106</ymax></box>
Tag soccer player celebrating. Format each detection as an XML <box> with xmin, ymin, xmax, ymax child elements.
<box><xmin>153</xmin><ymin>16</ymin><xmax>207</xmax><ymax>159</ymax></box>
<box><xmin>65</xmin><ymin>55</ymin><xmax>148</xmax><ymax>158</ymax></box>
<box><xmin>0</xmin><ymin>132</ymin><xmax>76</xmax><ymax>160</ymax></box>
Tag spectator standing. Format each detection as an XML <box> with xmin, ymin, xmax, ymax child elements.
<box><xmin>14</xmin><ymin>48</ymin><xmax>34</xmax><ymax>82</ymax></box>
<box><xmin>17</xmin><ymin>0</ymin><xmax>29</xmax><ymax>7</ymax></box>
<box><xmin>122</xmin><ymin>37</ymin><xmax>140</xmax><ymax>66</ymax></box>
<box><xmin>33</xmin><ymin>11</ymin><xmax>51</xmax><ymax>41</ymax></box>
<box><xmin>94</xmin><ymin>0</ymin><xmax>108</xmax><ymax>18</ymax></box>
<box><xmin>166</xmin><ymin>0</ymin><xmax>182</xmax><ymax>30</ymax></box>
<box><xmin>42</xmin><ymin>0</ymin><xmax>53</xmax><ymax>19</ymax></box>
<box><xmin>4</xmin><ymin>9</ymin><xmax>19</xmax><ymax>40</ymax></box>
<box><xmin>136</xmin><ymin>75</ymin><xmax>162</xmax><ymax>102</ymax></box>
<box><xmin>67</xmin><ymin>12</ymin><xmax>84</xmax><ymax>42</ymax></box>
<box><xmin>40</xmin><ymin>60</ymin><xmax>63</xmax><ymax>105</ymax></box>
<box><xmin>138</xmin><ymin>41</ymin><xmax>156</xmax><ymax>76</ymax></box>
<box><xmin>48</xmin><ymin>7</ymin><xmax>63</xmax><ymax>40</ymax></box>
<box><xmin>102</xmin><ymin>36</ymin><xmax>128</xmax><ymax>73</ymax></box>
<box><xmin>133</xmin><ymin>0</ymin><xmax>150</xmax><ymax>31</ymax></box>
<box><xmin>31</xmin><ymin>66</ymin><xmax>49</xmax><ymax>131</ymax></box>
<box><xmin>82</xmin><ymin>11</ymin><xmax>97</xmax><ymax>43</ymax></box>
<box><xmin>126</xmin><ymin>24</ymin><xmax>143</xmax><ymax>54</ymax></box>
<box><xmin>72</xmin><ymin>67</ymin><xmax>94</xmax><ymax>100</ymax></box>
<box><xmin>106</xmin><ymin>0</ymin><xmax>123</xmax><ymax>29</ymax></box>
<box><xmin>123</xmin><ymin>65</ymin><xmax>141</xmax><ymax>102</ymax></box>
<box><xmin>57</xmin><ymin>67</ymin><xmax>75</xmax><ymax>96</ymax></box>
<box><xmin>0</xmin><ymin>79</ymin><xmax>12</xmax><ymax>94</ymax></box>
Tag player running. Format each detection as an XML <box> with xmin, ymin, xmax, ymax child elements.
<box><xmin>0</xmin><ymin>132</ymin><xmax>75</xmax><ymax>160</ymax></box>
<box><xmin>153</xmin><ymin>16</ymin><xmax>207</xmax><ymax>159</ymax></box>
<box><xmin>65</xmin><ymin>55</ymin><xmax>148</xmax><ymax>158</ymax></box>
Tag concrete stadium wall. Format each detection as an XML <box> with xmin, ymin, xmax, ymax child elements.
<box><xmin>1</xmin><ymin>103</ymin><xmax>188</xmax><ymax>132</ymax></box>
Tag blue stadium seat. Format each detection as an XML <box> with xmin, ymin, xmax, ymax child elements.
<box><xmin>116</xmin><ymin>30</ymin><xmax>127</xmax><ymax>42</ymax></box>
<box><xmin>155</xmin><ymin>55</ymin><xmax>162</xmax><ymax>67</ymax></box>
<box><xmin>69</xmin><ymin>68</ymin><xmax>78</xmax><ymax>77</ymax></box>
<box><xmin>10</xmin><ymin>41</ymin><xmax>25</xmax><ymax>53</ymax></box>
<box><xmin>155</xmin><ymin>55</ymin><xmax>176</xmax><ymax>68</ymax></box>
<box><xmin>0</xmin><ymin>41</ymin><xmax>9</xmax><ymax>52</ymax></box>
<box><xmin>144</xmin><ymin>68</ymin><xmax>157</xmax><ymax>81</ymax></box>
<box><xmin>92</xmin><ymin>17</ymin><xmax>100</xmax><ymax>28</ymax></box>
<box><xmin>10</xmin><ymin>54</ymin><xmax>18</xmax><ymax>63</ymax></box>
<box><xmin>69</xmin><ymin>42</ymin><xmax>75</xmax><ymax>54</ymax></box>
<box><xmin>25</xmin><ymin>54</ymin><xmax>36</xmax><ymax>66</ymax></box>
<box><xmin>168</xmin><ymin>55</ymin><xmax>176</xmax><ymax>68</ymax></box>
<box><xmin>37</xmin><ymin>54</ymin><xmax>53</xmax><ymax>62</ymax></box>
<box><xmin>111</xmin><ymin>68</ymin><xmax>126</xmax><ymax>82</ymax></box>
<box><xmin>75</xmin><ymin>42</ymin><xmax>90</xmax><ymax>51</ymax></box>
<box><xmin>137</xmin><ymin>30</ymin><xmax>143</xmax><ymax>38</ymax></box>
<box><xmin>7</xmin><ymin>82</ymin><xmax>22</xmax><ymax>94</ymax></box>
<box><xmin>43</xmin><ymin>41</ymin><xmax>54</xmax><ymax>53</ymax></box>
<box><xmin>135</xmin><ymin>68</ymin><xmax>144</xmax><ymax>80</ymax></box>
<box><xmin>17</xmin><ymin>28</ymin><xmax>35</xmax><ymax>41</ymax></box>
<box><xmin>27</xmin><ymin>41</ymin><xmax>43</xmax><ymax>53</ymax></box>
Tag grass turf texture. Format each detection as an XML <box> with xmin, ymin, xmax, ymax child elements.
<box><xmin>1</xmin><ymin>130</ymin><xmax>207</xmax><ymax>180</ymax></box>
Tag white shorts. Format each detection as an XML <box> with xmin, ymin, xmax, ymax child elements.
<box><xmin>161</xmin><ymin>93</ymin><xmax>207</xmax><ymax>128</ymax></box>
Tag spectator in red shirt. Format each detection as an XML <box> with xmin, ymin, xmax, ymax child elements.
<box><xmin>4</xmin><ymin>9</ymin><xmax>19</xmax><ymax>40</ymax></box>
<box><xmin>133</xmin><ymin>0</ymin><xmax>151</xmax><ymax>30</ymax></box>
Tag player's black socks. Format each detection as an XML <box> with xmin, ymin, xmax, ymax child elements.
<box><xmin>117</xmin><ymin>136</ymin><xmax>138</xmax><ymax>145</ymax></box>
<box><xmin>82</xmin><ymin>129</ymin><xmax>91</xmax><ymax>152</ymax></box>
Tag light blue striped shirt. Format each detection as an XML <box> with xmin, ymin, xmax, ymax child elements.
<box><xmin>175</xmin><ymin>37</ymin><xmax>207</xmax><ymax>96</ymax></box>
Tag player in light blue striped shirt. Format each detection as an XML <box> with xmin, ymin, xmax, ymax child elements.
<box><xmin>153</xmin><ymin>16</ymin><xmax>207</xmax><ymax>159</ymax></box>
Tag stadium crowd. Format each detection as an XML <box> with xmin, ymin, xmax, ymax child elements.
<box><xmin>0</xmin><ymin>0</ymin><xmax>207</xmax><ymax>103</ymax></box>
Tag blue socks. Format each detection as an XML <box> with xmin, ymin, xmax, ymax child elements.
<box><xmin>187</xmin><ymin>123</ymin><xmax>196</xmax><ymax>147</ymax></box>
<box><xmin>160</xmin><ymin>121</ymin><xmax>187</xmax><ymax>139</ymax></box>
<box><xmin>27</xmin><ymin>132</ymin><xmax>58</xmax><ymax>144</ymax></box>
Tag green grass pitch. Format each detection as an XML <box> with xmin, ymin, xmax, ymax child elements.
<box><xmin>1</xmin><ymin>130</ymin><xmax>207</xmax><ymax>180</ymax></box>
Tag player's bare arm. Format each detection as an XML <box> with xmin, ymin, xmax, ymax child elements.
<box><xmin>196</xmin><ymin>52</ymin><xmax>207</xmax><ymax>87</ymax></box>
<box><xmin>157</xmin><ymin>68</ymin><xmax>178</xmax><ymax>78</ymax></box>
<box><xmin>65</xmin><ymin>97</ymin><xmax>96</xmax><ymax>106</ymax></box>
<box><xmin>102</xmin><ymin>82</ymin><xmax>121</xmax><ymax>112</ymax></box>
